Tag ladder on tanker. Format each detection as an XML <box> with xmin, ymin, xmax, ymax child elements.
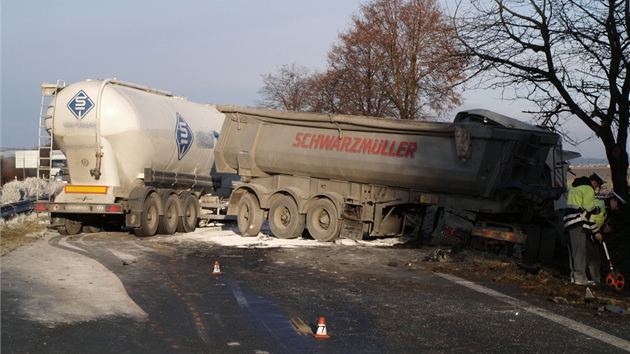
<box><xmin>37</xmin><ymin>81</ymin><xmax>65</xmax><ymax>179</ymax></box>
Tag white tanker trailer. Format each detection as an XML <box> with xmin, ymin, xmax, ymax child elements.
<box><xmin>214</xmin><ymin>105</ymin><xmax>567</xmax><ymax>261</ymax></box>
<box><xmin>33</xmin><ymin>79</ymin><xmax>233</xmax><ymax>236</ymax></box>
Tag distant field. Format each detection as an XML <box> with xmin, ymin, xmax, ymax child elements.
<box><xmin>569</xmin><ymin>166</ymin><xmax>613</xmax><ymax>183</ymax></box>
<box><xmin>567</xmin><ymin>165</ymin><xmax>630</xmax><ymax>191</ymax></box>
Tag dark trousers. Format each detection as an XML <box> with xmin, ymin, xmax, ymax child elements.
<box><xmin>567</xmin><ymin>226</ymin><xmax>601</xmax><ymax>283</ymax></box>
<box><xmin>588</xmin><ymin>238</ymin><xmax>602</xmax><ymax>282</ymax></box>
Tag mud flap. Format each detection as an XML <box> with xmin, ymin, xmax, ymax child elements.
<box><xmin>434</xmin><ymin>226</ymin><xmax>470</xmax><ymax>248</ymax></box>
<box><xmin>125</xmin><ymin>186</ymin><xmax>158</xmax><ymax>228</ymax></box>
<box><xmin>126</xmin><ymin>210</ymin><xmax>142</xmax><ymax>228</ymax></box>
<box><xmin>340</xmin><ymin>219</ymin><xmax>363</xmax><ymax>240</ymax></box>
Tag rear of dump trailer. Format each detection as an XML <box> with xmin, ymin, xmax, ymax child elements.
<box><xmin>214</xmin><ymin>105</ymin><xmax>566</xmax><ymax>253</ymax></box>
<box><xmin>33</xmin><ymin>79</ymin><xmax>233</xmax><ymax>236</ymax></box>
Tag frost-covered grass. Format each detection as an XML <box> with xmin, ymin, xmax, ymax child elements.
<box><xmin>0</xmin><ymin>178</ymin><xmax>62</xmax><ymax>256</ymax></box>
<box><xmin>0</xmin><ymin>213</ymin><xmax>50</xmax><ymax>256</ymax></box>
<box><xmin>0</xmin><ymin>177</ymin><xmax>63</xmax><ymax>204</ymax></box>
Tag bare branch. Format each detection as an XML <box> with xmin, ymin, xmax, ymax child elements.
<box><xmin>452</xmin><ymin>0</ymin><xmax>629</xmax><ymax>199</ymax></box>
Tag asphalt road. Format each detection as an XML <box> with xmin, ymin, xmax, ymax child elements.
<box><xmin>2</xmin><ymin>225</ymin><xmax>630</xmax><ymax>353</ymax></box>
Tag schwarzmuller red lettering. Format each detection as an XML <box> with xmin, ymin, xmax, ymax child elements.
<box><xmin>330</xmin><ymin>137</ymin><xmax>341</xmax><ymax>150</ymax></box>
<box><xmin>350</xmin><ymin>137</ymin><xmax>361</xmax><ymax>153</ymax></box>
<box><xmin>309</xmin><ymin>134</ymin><xmax>322</xmax><ymax>148</ymax></box>
<box><xmin>292</xmin><ymin>132</ymin><xmax>417</xmax><ymax>158</ymax></box>
<box><xmin>371</xmin><ymin>140</ymin><xmax>382</xmax><ymax>154</ymax></box>
<box><xmin>359</xmin><ymin>138</ymin><xmax>373</xmax><ymax>154</ymax></box>
<box><xmin>320</xmin><ymin>135</ymin><xmax>334</xmax><ymax>149</ymax></box>
<box><xmin>300</xmin><ymin>133</ymin><xmax>311</xmax><ymax>148</ymax></box>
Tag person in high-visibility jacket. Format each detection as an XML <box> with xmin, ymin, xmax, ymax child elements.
<box><xmin>563</xmin><ymin>173</ymin><xmax>604</xmax><ymax>285</ymax></box>
<box><xmin>585</xmin><ymin>192</ymin><xmax>626</xmax><ymax>282</ymax></box>
<box><xmin>584</xmin><ymin>198</ymin><xmax>607</xmax><ymax>282</ymax></box>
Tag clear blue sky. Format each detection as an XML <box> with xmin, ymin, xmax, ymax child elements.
<box><xmin>1</xmin><ymin>0</ymin><xmax>607</xmax><ymax>159</ymax></box>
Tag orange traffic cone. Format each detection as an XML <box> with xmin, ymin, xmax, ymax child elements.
<box><xmin>211</xmin><ymin>261</ymin><xmax>222</xmax><ymax>274</ymax></box>
<box><xmin>313</xmin><ymin>317</ymin><xmax>330</xmax><ymax>338</ymax></box>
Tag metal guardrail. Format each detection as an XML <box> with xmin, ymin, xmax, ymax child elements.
<box><xmin>0</xmin><ymin>196</ymin><xmax>48</xmax><ymax>219</ymax></box>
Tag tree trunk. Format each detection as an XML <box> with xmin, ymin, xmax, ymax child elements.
<box><xmin>607</xmin><ymin>145</ymin><xmax>629</xmax><ymax>203</ymax></box>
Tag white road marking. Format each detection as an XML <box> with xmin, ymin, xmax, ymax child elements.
<box><xmin>230</xmin><ymin>281</ymin><xmax>250</xmax><ymax>308</ymax></box>
<box><xmin>437</xmin><ymin>272</ymin><xmax>630</xmax><ymax>351</ymax></box>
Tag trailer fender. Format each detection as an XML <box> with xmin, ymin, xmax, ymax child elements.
<box><xmin>267</xmin><ymin>187</ymin><xmax>309</xmax><ymax>212</ymax></box>
<box><xmin>157</xmin><ymin>189</ymin><xmax>179</xmax><ymax>213</ymax></box>
<box><xmin>126</xmin><ymin>186</ymin><xmax>160</xmax><ymax>227</ymax></box>
<box><xmin>227</xmin><ymin>185</ymin><xmax>270</xmax><ymax>216</ymax></box>
<box><xmin>304</xmin><ymin>192</ymin><xmax>344</xmax><ymax>218</ymax></box>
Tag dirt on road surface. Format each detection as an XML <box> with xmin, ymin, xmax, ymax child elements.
<box><xmin>1</xmin><ymin>230</ymin><xmax>147</xmax><ymax>328</ymax></box>
<box><xmin>1</xmin><ymin>221</ymin><xmax>629</xmax><ymax>331</ymax></box>
<box><xmin>158</xmin><ymin>226</ymin><xmax>630</xmax><ymax>328</ymax></box>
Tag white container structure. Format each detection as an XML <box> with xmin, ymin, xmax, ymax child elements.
<box><xmin>34</xmin><ymin>79</ymin><xmax>232</xmax><ymax>236</ymax></box>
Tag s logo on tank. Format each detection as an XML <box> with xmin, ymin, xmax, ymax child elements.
<box><xmin>67</xmin><ymin>90</ymin><xmax>94</xmax><ymax>120</ymax></box>
<box><xmin>175</xmin><ymin>113</ymin><xmax>194</xmax><ymax>160</ymax></box>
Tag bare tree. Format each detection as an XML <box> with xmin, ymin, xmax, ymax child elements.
<box><xmin>453</xmin><ymin>0</ymin><xmax>629</xmax><ymax>200</ymax></box>
<box><xmin>324</xmin><ymin>20</ymin><xmax>395</xmax><ymax>117</ymax></box>
<box><xmin>257</xmin><ymin>0</ymin><xmax>465</xmax><ymax>119</ymax></box>
<box><xmin>257</xmin><ymin>63</ymin><xmax>313</xmax><ymax>111</ymax></box>
<box><xmin>320</xmin><ymin>0</ymin><xmax>465</xmax><ymax>120</ymax></box>
<box><xmin>303</xmin><ymin>70</ymin><xmax>344</xmax><ymax>114</ymax></box>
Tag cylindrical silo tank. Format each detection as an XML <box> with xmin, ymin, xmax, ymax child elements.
<box><xmin>49</xmin><ymin>79</ymin><xmax>225</xmax><ymax>196</ymax></box>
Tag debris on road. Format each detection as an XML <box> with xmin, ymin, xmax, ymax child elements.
<box><xmin>605</xmin><ymin>305</ymin><xmax>628</xmax><ymax>316</ymax></box>
<box><xmin>423</xmin><ymin>248</ymin><xmax>451</xmax><ymax>262</ymax></box>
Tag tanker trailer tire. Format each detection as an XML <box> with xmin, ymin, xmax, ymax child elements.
<box><xmin>268</xmin><ymin>195</ymin><xmax>305</xmax><ymax>239</ymax></box>
<box><xmin>177</xmin><ymin>193</ymin><xmax>199</xmax><ymax>233</ymax></box>
<box><xmin>58</xmin><ymin>217</ymin><xmax>82</xmax><ymax>235</ymax></box>
<box><xmin>82</xmin><ymin>224</ymin><xmax>101</xmax><ymax>233</ymax></box>
<box><xmin>237</xmin><ymin>193</ymin><xmax>264</xmax><ymax>237</ymax></box>
<box><xmin>306</xmin><ymin>199</ymin><xmax>340</xmax><ymax>242</ymax></box>
<box><xmin>158</xmin><ymin>193</ymin><xmax>180</xmax><ymax>235</ymax></box>
<box><xmin>133</xmin><ymin>193</ymin><xmax>161</xmax><ymax>237</ymax></box>
<box><xmin>82</xmin><ymin>216</ymin><xmax>103</xmax><ymax>233</ymax></box>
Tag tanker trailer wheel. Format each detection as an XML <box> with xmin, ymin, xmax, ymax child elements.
<box><xmin>177</xmin><ymin>193</ymin><xmax>199</xmax><ymax>233</ymax></box>
<box><xmin>306</xmin><ymin>199</ymin><xmax>340</xmax><ymax>242</ymax></box>
<box><xmin>158</xmin><ymin>193</ymin><xmax>180</xmax><ymax>235</ymax></box>
<box><xmin>82</xmin><ymin>224</ymin><xmax>101</xmax><ymax>234</ymax></box>
<box><xmin>237</xmin><ymin>193</ymin><xmax>264</xmax><ymax>236</ymax></box>
<box><xmin>58</xmin><ymin>217</ymin><xmax>82</xmax><ymax>235</ymax></box>
<box><xmin>81</xmin><ymin>216</ymin><xmax>102</xmax><ymax>233</ymax></box>
<box><xmin>268</xmin><ymin>195</ymin><xmax>305</xmax><ymax>239</ymax></box>
<box><xmin>133</xmin><ymin>193</ymin><xmax>160</xmax><ymax>237</ymax></box>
